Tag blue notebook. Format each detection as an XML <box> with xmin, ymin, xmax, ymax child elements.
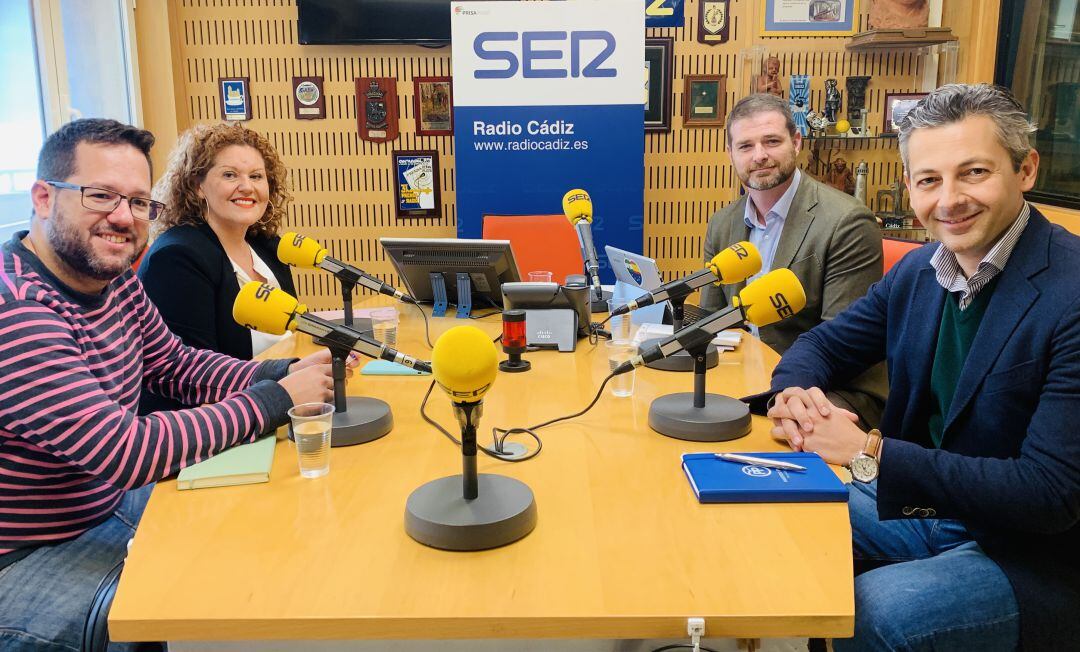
<box><xmin>681</xmin><ymin>452</ymin><xmax>848</xmax><ymax>503</ymax></box>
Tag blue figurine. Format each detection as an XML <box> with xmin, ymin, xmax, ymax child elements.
<box><xmin>790</xmin><ymin>75</ymin><xmax>810</xmax><ymax>138</ymax></box>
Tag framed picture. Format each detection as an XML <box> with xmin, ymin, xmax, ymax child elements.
<box><xmin>393</xmin><ymin>150</ymin><xmax>441</xmax><ymax>218</ymax></box>
<box><xmin>883</xmin><ymin>92</ymin><xmax>929</xmax><ymax>133</ymax></box>
<box><xmin>682</xmin><ymin>75</ymin><xmax>726</xmax><ymax>127</ymax></box>
<box><xmin>413</xmin><ymin>77</ymin><xmax>453</xmax><ymax>136</ymax></box>
<box><xmin>644</xmin><ymin>37</ymin><xmax>673</xmax><ymax>133</ymax></box>
<box><xmin>760</xmin><ymin>0</ymin><xmax>860</xmax><ymax>36</ymax></box>
<box><xmin>219</xmin><ymin>77</ymin><xmax>252</xmax><ymax>122</ymax></box>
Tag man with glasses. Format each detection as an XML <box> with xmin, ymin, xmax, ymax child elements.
<box><xmin>0</xmin><ymin>119</ymin><xmax>335</xmax><ymax>650</ymax></box>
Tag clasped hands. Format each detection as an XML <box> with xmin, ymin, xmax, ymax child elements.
<box><xmin>767</xmin><ymin>386</ymin><xmax>868</xmax><ymax>466</ymax></box>
<box><xmin>279</xmin><ymin>350</ymin><xmax>363</xmax><ymax>406</ymax></box>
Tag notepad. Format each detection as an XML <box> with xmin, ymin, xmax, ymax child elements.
<box><xmin>177</xmin><ymin>435</ymin><xmax>276</xmax><ymax>490</ymax></box>
<box><xmin>681</xmin><ymin>452</ymin><xmax>848</xmax><ymax>503</ymax></box>
<box><xmin>361</xmin><ymin>359</ymin><xmax>431</xmax><ymax>375</ymax></box>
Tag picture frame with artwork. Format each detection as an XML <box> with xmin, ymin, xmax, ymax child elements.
<box><xmin>645</xmin><ymin>37</ymin><xmax>673</xmax><ymax>133</ymax></box>
<box><xmin>393</xmin><ymin>150</ymin><xmax>441</xmax><ymax>218</ymax></box>
<box><xmin>883</xmin><ymin>92</ymin><xmax>928</xmax><ymax>134</ymax></box>
<box><xmin>682</xmin><ymin>75</ymin><xmax>726</xmax><ymax>127</ymax></box>
<box><xmin>413</xmin><ymin>77</ymin><xmax>453</xmax><ymax>136</ymax></box>
<box><xmin>760</xmin><ymin>0</ymin><xmax>860</xmax><ymax>37</ymax></box>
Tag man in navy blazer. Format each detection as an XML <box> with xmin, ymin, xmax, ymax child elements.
<box><xmin>767</xmin><ymin>84</ymin><xmax>1080</xmax><ymax>651</ymax></box>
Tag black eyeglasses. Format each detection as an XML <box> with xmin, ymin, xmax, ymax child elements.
<box><xmin>45</xmin><ymin>181</ymin><xmax>167</xmax><ymax>222</ymax></box>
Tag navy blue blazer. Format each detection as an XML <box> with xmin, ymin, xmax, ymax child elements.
<box><xmin>771</xmin><ymin>209</ymin><xmax>1080</xmax><ymax>650</ymax></box>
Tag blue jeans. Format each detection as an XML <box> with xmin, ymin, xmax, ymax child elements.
<box><xmin>0</xmin><ymin>485</ymin><xmax>154</xmax><ymax>652</ymax></box>
<box><xmin>833</xmin><ymin>481</ymin><xmax>1020</xmax><ymax>652</ymax></box>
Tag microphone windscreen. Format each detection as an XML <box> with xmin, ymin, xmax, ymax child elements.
<box><xmin>561</xmin><ymin>188</ymin><xmax>593</xmax><ymax>224</ymax></box>
<box><xmin>735</xmin><ymin>269</ymin><xmax>807</xmax><ymax>327</ymax></box>
<box><xmin>432</xmin><ymin>326</ymin><xmax>499</xmax><ymax>404</ymax></box>
<box><xmin>707</xmin><ymin>241</ymin><xmax>762</xmax><ymax>284</ymax></box>
<box><xmin>232</xmin><ymin>281</ymin><xmax>303</xmax><ymax>335</ymax></box>
<box><xmin>277</xmin><ymin>232</ymin><xmax>327</xmax><ymax>268</ymax></box>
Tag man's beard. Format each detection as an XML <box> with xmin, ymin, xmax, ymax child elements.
<box><xmin>742</xmin><ymin>160</ymin><xmax>796</xmax><ymax>191</ymax></box>
<box><xmin>47</xmin><ymin>208</ymin><xmax>144</xmax><ymax>282</ymax></box>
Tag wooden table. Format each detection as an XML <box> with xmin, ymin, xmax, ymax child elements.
<box><xmin>110</xmin><ymin>303</ymin><xmax>853</xmax><ymax>642</ymax></box>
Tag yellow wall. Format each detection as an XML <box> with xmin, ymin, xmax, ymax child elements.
<box><xmin>134</xmin><ymin>0</ymin><xmax>1078</xmax><ymax>309</ymax></box>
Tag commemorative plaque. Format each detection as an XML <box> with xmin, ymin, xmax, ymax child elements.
<box><xmin>355</xmin><ymin>77</ymin><xmax>399</xmax><ymax>142</ymax></box>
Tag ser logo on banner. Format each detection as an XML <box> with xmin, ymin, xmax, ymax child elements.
<box><xmin>473</xmin><ymin>31</ymin><xmax>616</xmax><ymax>79</ymax></box>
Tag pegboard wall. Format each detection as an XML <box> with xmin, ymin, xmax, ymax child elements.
<box><xmin>165</xmin><ymin>0</ymin><xmax>972</xmax><ymax>309</ymax></box>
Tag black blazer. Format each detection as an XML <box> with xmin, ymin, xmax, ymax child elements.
<box><xmin>137</xmin><ymin>222</ymin><xmax>296</xmax><ymax>412</ymax></box>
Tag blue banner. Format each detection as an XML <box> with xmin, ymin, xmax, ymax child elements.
<box><xmin>645</xmin><ymin>0</ymin><xmax>685</xmax><ymax>27</ymax></box>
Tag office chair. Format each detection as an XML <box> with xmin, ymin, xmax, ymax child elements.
<box><xmin>482</xmin><ymin>214</ymin><xmax>585</xmax><ymax>285</ymax></box>
<box><xmin>82</xmin><ymin>559</ymin><xmax>165</xmax><ymax>652</ymax></box>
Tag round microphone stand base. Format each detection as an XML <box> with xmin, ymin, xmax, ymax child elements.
<box><xmin>648</xmin><ymin>393</ymin><xmax>751</xmax><ymax>441</ymax></box>
<box><xmin>588</xmin><ymin>289</ymin><xmax>613</xmax><ymax>314</ymax></box>
<box><xmin>405</xmin><ymin>474</ymin><xmax>538</xmax><ymax>551</ymax></box>
<box><xmin>330</xmin><ymin>397</ymin><xmax>393</xmax><ymax>447</ymax></box>
<box><xmin>638</xmin><ymin>338</ymin><xmax>720</xmax><ymax>371</ymax></box>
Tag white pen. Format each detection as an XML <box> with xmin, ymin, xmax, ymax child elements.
<box><xmin>714</xmin><ymin>453</ymin><xmax>807</xmax><ymax>472</ymax></box>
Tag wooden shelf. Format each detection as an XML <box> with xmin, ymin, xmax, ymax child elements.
<box><xmin>847</xmin><ymin>27</ymin><xmax>957</xmax><ymax>51</ymax></box>
<box><xmin>805</xmin><ymin>133</ymin><xmax>898</xmax><ymax>142</ymax></box>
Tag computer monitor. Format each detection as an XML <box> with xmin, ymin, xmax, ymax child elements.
<box><xmin>380</xmin><ymin>238</ymin><xmax>521</xmax><ymax>308</ymax></box>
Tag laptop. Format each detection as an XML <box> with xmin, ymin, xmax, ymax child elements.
<box><xmin>604</xmin><ymin>246</ymin><xmax>711</xmax><ymax>325</ymax></box>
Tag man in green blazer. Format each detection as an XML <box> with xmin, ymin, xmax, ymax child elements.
<box><xmin>699</xmin><ymin>93</ymin><xmax>887</xmax><ymax>426</ymax></box>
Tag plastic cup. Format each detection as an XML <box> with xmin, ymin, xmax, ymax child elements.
<box><xmin>288</xmin><ymin>402</ymin><xmax>333</xmax><ymax>478</ymax></box>
<box><xmin>528</xmin><ymin>270</ymin><xmax>553</xmax><ymax>283</ymax></box>
<box><xmin>370</xmin><ymin>307</ymin><xmax>399</xmax><ymax>348</ymax></box>
<box><xmin>607</xmin><ymin>297</ymin><xmax>636</xmax><ymax>341</ymax></box>
<box><xmin>606</xmin><ymin>340</ymin><xmax>637</xmax><ymax>398</ymax></box>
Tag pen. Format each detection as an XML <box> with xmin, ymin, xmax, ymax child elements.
<box><xmin>714</xmin><ymin>453</ymin><xmax>807</xmax><ymax>472</ymax></box>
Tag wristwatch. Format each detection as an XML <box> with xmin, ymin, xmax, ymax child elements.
<box><xmin>849</xmin><ymin>429</ymin><xmax>883</xmax><ymax>483</ymax></box>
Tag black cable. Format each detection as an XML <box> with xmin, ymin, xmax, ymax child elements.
<box><xmin>651</xmin><ymin>645</ymin><xmax>721</xmax><ymax>652</ymax></box>
<box><xmin>409</xmin><ymin>301</ymin><xmax>435</xmax><ymax>349</ymax></box>
<box><xmin>418</xmin><ymin>370</ymin><xmax>621</xmax><ymax>461</ymax></box>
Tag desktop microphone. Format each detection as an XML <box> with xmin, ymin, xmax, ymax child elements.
<box><xmin>562</xmin><ymin>189</ymin><xmax>604</xmax><ymax>300</ymax></box>
<box><xmin>233</xmin><ymin>281</ymin><xmax>431</xmax><ymax>373</ymax></box>
<box><xmin>432</xmin><ymin>325</ymin><xmax>499</xmax><ymax>419</ymax></box>
<box><xmin>611</xmin><ymin>241</ymin><xmax>763</xmax><ymax>317</ymax></box>
<box><xmin>278</xmin><ymin>232</ymin><xmax>416</xmax><ymax>304</ymax></box>
<box><xmin>614</xmin><ymin>268</ymin><xmax>806</xmax><ymax>374</ymax></box>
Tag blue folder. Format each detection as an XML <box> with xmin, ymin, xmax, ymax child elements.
<box><xmin>681</xmin><ymin>452</ymin><xmax>849</xmax><ymax>503</ymax></box>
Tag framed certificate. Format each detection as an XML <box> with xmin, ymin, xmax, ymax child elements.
<box><xmin>393</xmin><ymin>150</ymin><xmax>441</xmax><ymax>218</ymax></box>
<box><xmin>760</xmin><ymin>0</ymin><xmax>860</xmax><ymax>36</ymax></box>
<box><xmin>219</xmin><ymin>77</ymin><xmax>252</xmax><ymax>122</ymax></box>
<box><xmin>413</xmin><ymin>77</ymin><xmax>453</xmax><ymax>136</ymax></box>
<box><xmin>883</xmin><ymin>92</ymin><xmax>929</xmax><ymax>133</ymax></box>
<box><xmin>682</xmin><ymin>75</ymin><xmax>727</xmax><ymax>127</ymax></box>
<box><xmin>644</xmin><ymin>37</ymin><xmax>673</xmax><ymax>133</ymax></box>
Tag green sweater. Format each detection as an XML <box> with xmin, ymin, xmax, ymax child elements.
<box><xmin>928</xmin><ymin>277</ymin><xmax>1000</xmax><ymax>448</ymax></box>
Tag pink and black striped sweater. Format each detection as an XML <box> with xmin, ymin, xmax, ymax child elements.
<box><xmin>0</xmin><ymin>234</ymin><xmax>293</xmax><ymax>557</ymax></box>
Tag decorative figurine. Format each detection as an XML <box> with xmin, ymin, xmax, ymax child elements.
<box><xmin>824</xmin><ymin>157</ymin><xmax>855</xmax><ymax>195</ymax></box>
<box><xmin>846</xmin><ymin>76</ymin><xmax>871</xmax><ymax>135</ymax></box>
<box><xmin>789</xmin><ymin>75</ymin><xmax>811</xmax><ymax>138</ymax></box>
<box><xmin>868</xmin><ymin>0</ymin><xmax>930</xmax><ymax>29</ymax></box>
<box><xmin>806</xmin><ymin>110</ymin><xmax>829</xmax><ymax>137</ymax></box>
<box><xmin>854</xmin><ymin>160</ymin><xmax>869</xmax><ymax>205</ymax></box>
<box><xmin>824</xmin><ymin>78</ymin><xmax>842</xmax><ymax>123</ymax></box>
<box><xmin>756</xmin><ymin>56</ymin><xmax>783</xmax><ymax>97</ymax></box>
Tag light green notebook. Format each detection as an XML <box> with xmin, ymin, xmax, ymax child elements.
<box><xmin>177</xmin><ymin>435</ymin><xmax>276</xmax><ymax>490</ymax></box>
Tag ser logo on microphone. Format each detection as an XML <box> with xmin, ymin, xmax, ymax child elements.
<box><xmin>291</xmin><ymin>233</ymin><xmax>305</xmax><ymax>247</ymax></box>
<box><xmin>254</xmin><ymin>283</ymin><xmax>273</xmax><ymax>302</ymax></box>
<box><xmin>770</xmin><ymin>292</ymin><xmax>795</xmax><ymax>320</ymax></box>
<box><xmin>730</xmin><ymin>243</ymin><xmax>750</xmax><ymax>260</ymax></box>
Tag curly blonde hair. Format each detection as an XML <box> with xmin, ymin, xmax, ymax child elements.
<box><xmin>153</xmin><ymin>123</ymin><xmax>292</xmax><ymax>238</ymax></box>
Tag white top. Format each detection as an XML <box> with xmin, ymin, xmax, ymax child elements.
<box><xmin>229</xmin><ymin>245</ymin><xmax>291</xmax><ymax>357</ymax></box>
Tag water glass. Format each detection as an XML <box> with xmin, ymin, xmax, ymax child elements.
<box><xmin>528</xmin><ymin>270</ymin><xmax>553</xmax><ymax>283</ymax></box>
<box><xmin>288</xmin><ymin>402</ymin><xmax>333</xmax><ymax>478</ymax></box>
<box><xmin>606</xmin><ymin>340</ymin><xmax>637</xmax><ymax>398</ymax></box>
<box><xmin>607</xmin><ymin>297</ymin><xmax>636</xmax><ymax>342</ymax></box>
<box><xmin>370</xmin><ymin>307</ymin><xmax>399</xmax><ymax>348</ymax></box>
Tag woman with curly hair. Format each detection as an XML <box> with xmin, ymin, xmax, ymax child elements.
<box><xmin>138</xmin><ymin>123</ymin><xmax>303</xmax><ymax>413</ymax></box>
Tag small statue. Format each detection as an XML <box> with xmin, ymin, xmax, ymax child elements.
<box><xmin>845</xmin><ymin>76</ymin><xmax>871</xmax><ymax>117</ymax></box>
<box><xmin>806</xmin><ymin>110</ymin><xmax>829</xmax><ymax>137</ymax></box>
<box><xmin>824</xmin><ymin>78</ymin><xmax>842</xmax><ymax>123</ymax></box>
<box><xmin>756</xmin><ymin>56</ymin><xmax>783</xmax><ymax>97</ymax></box>
<box><xmin>825</xmin><ymin>158</ymin><xmax>855</xmax><ymax>195</ymax></box>
<box><xmin>789</xmin><ymin>75</ymin><xmax>811</xmax><ymax>137</ymax></box>
<box><xmin>854</xmin><ymin>160</ymin><xmax>869</xmax><ymax>205</ymax></box>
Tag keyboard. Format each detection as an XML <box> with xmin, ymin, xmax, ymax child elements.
<box><xmin>679</xmin><ymin>303</ymin><xmax>710</xmax><ymax>326</ymax></box>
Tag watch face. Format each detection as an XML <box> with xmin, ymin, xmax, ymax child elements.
<box><xmin>851</xmin><ymin>455</ymin><xmax>878</xmax><ymax>482</ymax></box>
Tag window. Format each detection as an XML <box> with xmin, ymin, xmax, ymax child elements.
<box><xmin>998</xmin><ymin>0</ymin><xmax>1080</xmax><ymax>210</ymax></box>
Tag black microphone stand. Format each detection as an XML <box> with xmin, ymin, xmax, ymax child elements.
<box><xmin>309</xmin><ymin>336</ymin><xmax>393</xmax><ymax>447</ymax></box>
<box><xmin>647</xmin><ymin>339</ymin><xmax>751</xmax><ymax>442</ymax></box>
<box><xmin>338</xmin><ymin>277</ymin><xmax>357</xmax><ymax>328</ymax></box>
<box><xmin>405</xmin><ymin>400</ymin><xmax>537</xmax><ymax>551</ymax></box>
<box><xmin>639</xmin><ymin>296</ymin><xmax>720</xmax><ymax>372</ymax></box>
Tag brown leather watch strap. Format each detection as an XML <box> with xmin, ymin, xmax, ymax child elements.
<box><xmin>863</xmin><ymin>429</ymin><xmax>883</xmax><ymax>458</ymax></box>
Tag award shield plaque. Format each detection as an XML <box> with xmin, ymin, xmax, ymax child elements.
<box><xmin>355</xmin><ymin>77</ymin><xmax>399</xmax><ymax>143</ymax></box>
<box><xmin>292</xmin><ymin>76</ymin><xmax>325</xmax><ymax>120</ymax></box>
<box><xmin>698</xmin><ymin>0</ymin><xmax>730</xmax><ymax>45</ymax></box>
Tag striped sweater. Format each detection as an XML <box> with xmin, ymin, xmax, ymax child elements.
<box><xmin>0</xmin><ymin>234</ymin><xmax>293</xmax><ymax>554</ymax></box>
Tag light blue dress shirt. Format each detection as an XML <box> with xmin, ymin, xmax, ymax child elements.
<box><xmin>741</xmin><ymin>168</ymin><xmax>802</xmax><ymax>334</ymax></box>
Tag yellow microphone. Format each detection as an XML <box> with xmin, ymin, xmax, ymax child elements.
<box><xmin>616</xmin><ymin>241</ymin><xmax>762</xmax><ymax>315</ymax></box>
<box><xmin>432</xmin><ymin>326</ymin><xmax>499</xmax><ymax>406</ymax></box>
<box><xmin>561</xmin><ymin>189</ymin><xmax>593</xmax><ymax>225</ymax></box>
<box><xmin>233</xmin><ymin>281</ymin><xmax>432</xmax><ymax>372</ymax></box>
<box><xmin>278</xmin><ymin>232</ymin><xmax>415</xmax><ymax>304</ymax></box>
<box><xmin>619</xmin><ymin>268</ymin><xmax>806</xmax><ymax>372</ymax></box>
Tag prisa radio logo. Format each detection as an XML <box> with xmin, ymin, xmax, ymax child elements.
<box><xmin>472</xmin><ymin>31</ymin><xmax>616</xmax><ymax>79</ymax></box>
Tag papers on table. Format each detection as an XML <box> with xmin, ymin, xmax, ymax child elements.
<box><xmin>631</xmin><ymin>324</ymin><xmax>743</xmax><ymax>351</ymax></box>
